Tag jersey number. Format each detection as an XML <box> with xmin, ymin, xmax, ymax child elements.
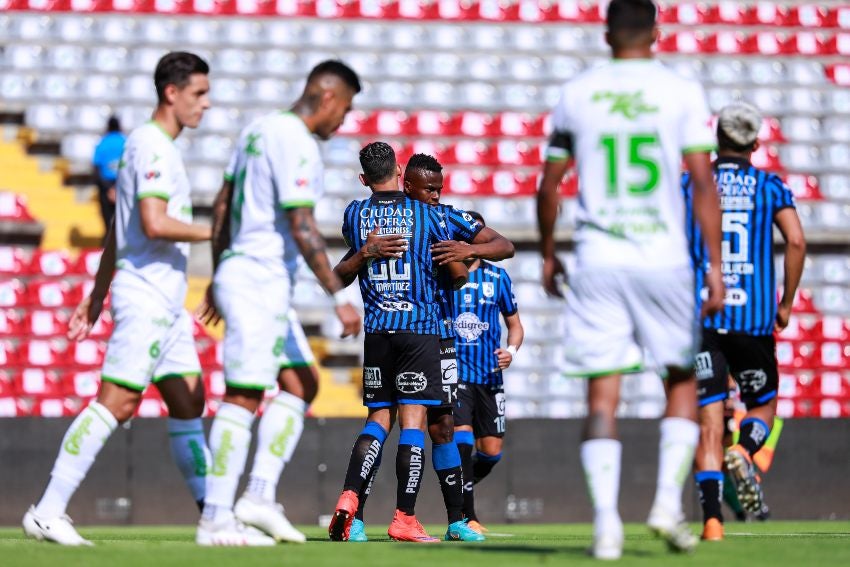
<box><xmin>721</xmin><ymin>212</ymin><xmax>749</xmax><ymax>262</ymax></box>
<box><xmin>599</xmin><ymin>133</ymin><xmax>661</xmax><ymax>197</ymax></box>
<box><xmin>368</xmin><ymin>259</ymin><xmax>411</xmax><ymax>281</ymax></box>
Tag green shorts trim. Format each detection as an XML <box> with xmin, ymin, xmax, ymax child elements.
<box><xmin>101</xmin><ymin>375</ymin><xmax>146</xmax><ymax>392</ymax></box>
<box><xmin>152</xmin><ymin>371</ymin><xmax>202</xmax><ymax>384</ymax></box>
<box><xmin>169</xmin><ymin>430</ymin><xmax>204</xmax><ymax>437</ymax></box>
<box><xmin>682</xmin><ymin>144</ymin><xmax>717</xmax><ymax>155</ymax></box>
<box><xmin>224</xmin><ymin>381</ymin><xmax>272</xmax><ymax>391</ymax></box>
<box><xmin>563</xmin><ymin>363</ymin><xmax>643</xmax><ymax>379</ymax></box>
<box><xmin>280</xmin><ymin>200</ymin><xmax>315</xmax><ymax>210</ymax></box>
<box><xmin>137</xmin><ymin>192</ymin><xmax>170</xmax><ymax>201</ymax></box>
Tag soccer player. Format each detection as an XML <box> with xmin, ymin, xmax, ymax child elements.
<box><xmin>328</xmin><ymin>142</ymin><xmax>465</xmax><ymax>544</ymax></box>
<box><xmin>536</xmin><ymin>0</ymin><xmax>725</xmax><ymax>559</ymax></box>
<box><xmin>196</xmin><ymin>60</ymin><xmax>363</xmax><ymax>546</ymax></box>
<box><xmin>23</xmin><ymin>52</ymin><xmax>213</xmax><ymax>546</ymax></box>
<box><xmin>452</xmin><ymin>211</ymin><xmax>524</xmax><ymax>532</ymax></box>
<box><xmin>687</xmin><ymin>102</ymin><xmax>805</xmax><ymax>541</ymax></box>
<box><xmin>333</xmin><ymin>154</ymin><xmax>514</xmax><ymax>542</ymax></box>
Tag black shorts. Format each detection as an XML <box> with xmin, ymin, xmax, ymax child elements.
<box><xmin>454</xmin><ymin>382</ymin><xmax>506</xmax><ymax>438</ymax></box>
<box><xmin>362</xmin><ymin>333</ymin><xmax>443</xmax><ymax>408</ymax></box>
<box><xmin>695</xmin><ymin>329</ymin><xmax>778</xmax><ymax>410</ymax></box>
<box><xmin>439</xmin><ymin>338</ymin><xmax>458</xmax><ymax>408</ymax></box>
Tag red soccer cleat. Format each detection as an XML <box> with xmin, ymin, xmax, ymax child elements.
<box><xmin>328</xmin><ymin>490</ymin><xmax>359</xmax><ymax>542</ymax></box>
<box><xmin>387</xmin><ymin>510</ymin><xmax>440</xmax><ymax>543</ymax></box>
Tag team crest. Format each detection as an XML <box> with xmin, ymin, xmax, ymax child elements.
<box><xmin>482</xmin><ymin>282</ymin><xmax>495</xmax><ymax>298</ymax></box>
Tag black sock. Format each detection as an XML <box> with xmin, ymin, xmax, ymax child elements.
<box><xmin>695</xmin><ymin>471</ymin><xmax>724</xmax><ymax>522</ymax></box>
<box><xmin>355</xmin><ymin>449</ymin><xmax>382</xmax><ymax>521</ymax></box>
<box><xmin>738</xmin><ymin>418</ymin><xmax>770</xmax><ymax>457</ymax></box>
<box><xmin>342</xmin><ymin>422</ymin><xmax>387</xmax><ymax>495</ymax></box>
<box><xmin>472</xmin><ymin>450</ymin><xmax>502</xmax><ymax>484</ymax></box>
<box><xmin>433</xmin><ymin>442</ymin><xmax>464</xmax><ymax>524</ymax></box>
<box><xmin>396</xmin><ymin>429</ymin><xmax>425</xmax><ymax>515</ymax></box>
<box><xmin>456</xmin><ymin>437</ymin><xmax>476</xmax><ymax>521</ymax></box>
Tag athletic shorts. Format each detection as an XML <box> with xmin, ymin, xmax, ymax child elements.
<box><xmin>562</xmin><ymin>267</ymin><xmax>696</xmax><ymax>378</ymax></box>
<box><xmin>280</xmin><ymin>308</ymin><xmax>316</xmax><ymax>369</ymax></box>
<box><xmin>439</xmin><ymin>338</ymin><xmax>459</xmax><ymax>407</ymax></box>
<box><xmin>454</xmin><ymin>382</ymin><xmax>506</xmax><ymax>438</ymax></box>
<box><xmin>361</xmin><ymin>333</ymin><xmax>443</xmax><ymax>407</ymax></box>
<box><xmin>696</xmin><ymin>329</ymin><xmax>778</xmax><ymax>409</ymax></box>
<box><xmin>214</xmin><ymin>254</ymin><xmax>293</xmax><ymax>390</ymax></box>
<box><xmin>101</xmin><ymin>273</ymin><xmax>200</xmax><ymax>391</ymax></box>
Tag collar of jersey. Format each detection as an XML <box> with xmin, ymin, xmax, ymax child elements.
<box><xmin>715</xmin><ymin>156</ymin><xmax>751</xmax><ymax>168</ymax></box>
<box><xmin>371</xmin><ymin>190</ymin><xmax>405</xmax><ymax>199</ymax></box>
<box><xmin>147</xmin><ymin>120</ymin><xmax>174</xmax><ymax>142</ymax></box>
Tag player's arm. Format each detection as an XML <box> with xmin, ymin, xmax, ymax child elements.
<box><xmin>431</xmin><ymin>227</ymin><xmax>515</xmax><ymax>264</ymax></box>
<box><xmin>210</xmin><ymin>179</ymin><xmax>233</xmax><ymax>270</ymax></box>
<box><xmin>774</xmin><ymin>208</ymin><xmax>806</xmax><ymax>331</ymax></box>
<box><xmin>67</xmin><ymin>220</ymin><xmax>117</xmax><ymax>341</ymax></box>
<box><xmin>333</xmin><ymin>228</ymin><xmax>408</xmax><ymax>287</ymax></box>
<box><xmin>685</xmin><ymin>151</ymin><xmax>724</xmax><ymax>317</ymax></box>
<box><xmin>537</xmin><ymin>157</ymin><xmax>571</xmax><ymax>298</ymax></box>
<box><xmin>139</xmin><ymin>197</ymin><xmax>211</xmax><ymax>242</ymax></box>
<box><xmin>287</xmin><ymin>206</ymin><xmax>361</xmax><ymax>338</ymax></box>
<box><xmin>495</xmin><ymin>312</ymin><xmax>524</xmax><ymax>370</ymax></box>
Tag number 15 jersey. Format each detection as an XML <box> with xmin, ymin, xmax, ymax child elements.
<box><xmin>546</xmin><ymin>59</ymin><xmax>715</xmax><ymax>270</ymax></box>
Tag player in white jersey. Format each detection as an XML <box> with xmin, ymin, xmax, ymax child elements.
<box><xmin>195</xmin><ymin>60</ymin><xmax>363</xmax><ymax>546</ymax></box>
<box><xmin>23</xmin><ymin>52</ymin><xmax>213</xmax><ymax>546</ymax></box>
<box><xmin>536</xmin><ymin>0</ymin><xmax>725</xmax><ymax>559</ymax></box>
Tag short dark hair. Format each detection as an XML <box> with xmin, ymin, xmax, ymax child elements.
<box><xmin>359</xmin><ymin>142</ymin><xmax>397</xmax><ymax>184</ymax></box>
<box><xmin>154</xmin><ymin>51</ymin><xmax>209</xmax><ymax>103</ymax></box>
<box><xmin>717</xmin><ymin>124</ymin><xmax>756</xmax><ymax>153</ymax></box>
<box><xmin>404</xmin><ymin>153</ymin><xmax>443</xmax><ymax>177</ymax></box>
<box><xmin>466</xmin><ymin>210</ymin><xmax>485</xmax><ymax>227</ymax></box>
<box><xmin>307</xmin><ymin>60</ymin><xmax>362</xmax><ymax>94</ymax></box>
<box><xmin>106</xmin><ymin>115</ymin><xmax>121</xmax><ymax>133</ymax></box>
<box><xmin>607</xmin><ymin>0</ymin><xmax>657</xmax><ymax>32</ymax></box>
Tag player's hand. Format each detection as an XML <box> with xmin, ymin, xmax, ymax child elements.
<box><xmin>431</xmin><ymin>240</ymin><xmax>472</xmax><ymax>265</ymax></box>
<box><xmin>335</xmin><ymin>303</ymin><xmax>362</xmax><ymax>338</ymax></box>
<box><xmin>701</xmin><ymin>268</ymin><xmax>725</xmax><ymax>318</ymax></box>
<box><xmin>775</xmin><ymin>302</ymin><xmax>792</xmax><ymax>333</ymax></box>
<box><xmin>542</xmin><ymin>255</ymin><xmax>567</xmax><ymax>298</ymax></box>
<box><xmin>196</xmin><ymin>283</ymin><xmax>221</xmax><ymax>326</ymax></box>
<box><xmin>67</xmin><ymin>295</ymin><xmax>104</xmax><ymax>342</ymax></box>
<box><xmin>363</xmin><ymin>228</ymin><xmax>407</xmax><ymax>259</ymax></box>
<box><xmin>494</xmin><ymin>348</ymin><xmax>513</xmax><ymax>370</ymax></box>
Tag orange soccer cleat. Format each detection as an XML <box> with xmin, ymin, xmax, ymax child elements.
<box><xmin>328</xmin><ymin>490</ymin><xmax>359</xmax><ymax>542</ymax></box>
<box><xmin>387</xmin><ymin>510</ymin><xmax>440</xmax><ymax>543</ymax></box>
<box><xmin>701</xmin><ymin>518</ymin><xmax>724</xmax><ymax>541</ymax></box>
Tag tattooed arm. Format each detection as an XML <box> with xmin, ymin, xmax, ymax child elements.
<box><xmin>287</xmin><ymin>207</ymin><xmax>362</xmax><ymax>337</ymax></box>
<box><xmin>334</xmin><ymin>228</ymin><xmax>407</xmax><ymax>287</ymax></box>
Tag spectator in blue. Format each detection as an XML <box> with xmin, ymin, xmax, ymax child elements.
<box><xmin>92</xmin><ymin>116</ymin><xmax>126</xmax><ymax>235</ymax></box>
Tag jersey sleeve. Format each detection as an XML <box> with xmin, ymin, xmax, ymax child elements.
<box><xmin>222</xmin><ymin>148</ymin><xmax>238</xmax><ymax>183</ymax></box>
<box><xmin>341</xmin><ymin>201</ymin><xmax>356</xmax><ymax>248</ymax></box>
<box><xmin>680</xmin><ymin>81</ymin><xmax>717</xmax><ymax>155</ymax></box>
<box><xmin>442</xmin><ymin>206</ymin><xmax>483</xmax><ymax>242</ymax></box>
<box><xmin>135</xmin><ymin>144</ymin><xmax>174</xmax><ymax>201</ymax></box>
<box><xmin>428</xmin><ymin>206</ymin><xmax>453</xmax><ymax>243</ymax></box>
<box><xmin>270</xmin><ymin>130</ymin><xmax>323</xmax><ymax>210</ymax></box>
<box><xmin>770</xmin><ymin>176</ymin><xmax>797</xmax><ymax>214</ymax></box>
<box><xmin>545</xmin><ymin>84</ymin><xmax>576</xmax><ymax>162</ymax></box>
<box><xmin>497</xmin><ymin>270</ymin><xmax>518</xmax><ymax>317</ymax></box>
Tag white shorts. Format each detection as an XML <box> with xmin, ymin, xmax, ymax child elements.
<box><xmin>280</xmin><ymin>308</ymin><xmax>316</xmax><ymax>369</ymax></box>
<box><xmin>214</xmin><ymin>255</ymin><xmax>298</xmax><ymax>390</ymax></box>
<box><xmin>562</xmin><ymin>267</ymin><xmax>697</xmax><ymax>378</ymax></box>
<box><xmin>101</xmin><ymin>273</ymin><xmax>201</xmax><ymax>391</ymax></box>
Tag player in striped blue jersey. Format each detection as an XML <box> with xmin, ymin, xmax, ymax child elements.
<box><xmin>451</xmin><ymin>212</ymin><xmax>524</xmax><ymax>532</ymax></box>
<box><xmin>331</xmin><ymin>153</ymin><xmax>514</xmax><ymax>542</ymax></box>
<box><xmin>683</xmin><ymin>102</ymin><xmax>806</xmax><ymax>541</ymax></box>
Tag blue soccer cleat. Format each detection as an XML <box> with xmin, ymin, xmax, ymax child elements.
<box><xmin>445</xmin><ymin>519</ymin><xmax>486</xmax><ymax>542</ymax></box>
<box><xmin>348</xmin><ymin>519</ymin><xmax>368</xmax><ymax>542</ymax></box>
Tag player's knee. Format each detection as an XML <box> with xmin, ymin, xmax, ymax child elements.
<box><xmin>427</xmin><ymin>409</ymin><xmax>454</xmax><ymax>443</ymax></box>
<box><xmin>584</xmin><ymin>410</ymin><xmax>616</xmax><ymax>440</ymax></box>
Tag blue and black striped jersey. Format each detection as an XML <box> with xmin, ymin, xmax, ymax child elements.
<box><xmin>683</xmin><ymin>157</ymin><xmax>796</xmax><ymax>336</ymax></box>
<box><xmin>452</xmin><ymin>261</ymin><xmax>518</xmax><ymax>385</ymax></box>
<box><xmin>433</xmin><ymin>204</ymin><xmax>484</xmax><ymax>340</ymax></box>
<box><xmin>342</xmin><ymin>191</ymin><xmax>451</xmax><ymax>334</ymax></box>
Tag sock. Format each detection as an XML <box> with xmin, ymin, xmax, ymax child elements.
<box><xmin>738</xmin><ymin>417</ymin><xmax>770</xmax><ymax>458</ymax></box>
<box><xmin>456</xmin><ymin>431</ymin><xmax>476</xmax><ymax>521</ymax></box>
<box><xmin>245</xmin><ymin>391</ymin><xmax>307</xmax><ymax>502</ymax></box>
<box><xmin>35</xmin><ymin>402</ymin><xmax>118</xmax><ymax>518</ymax></box>
<box><xmin>581</xmin><ymin>438</ymin><xmax>622</xmax><ymax>529</ymax></box>
<box><xmin>472</xmin><ymin>451</ymin><xmax>502</xmax><ymax>484</ymax></box>
<box><xmin>653</xmin><ymin>417</ymin><xmax>699</xmax><ymax>515</ymax></box>
<box><xmin>342</xmin><ymin>421</ymin><xmax>387</xmax><ymax>495</ymax></box>
<box><xmin>168</xmin><ymin>417</ymin><xmax>209</xmax><ymax>507</ymax></box>
<box><xmin>355</xmin><ymin>448</ymin><xmax>382</xmax><ymax>521</ymax></box>
<box><xmin>202</xmin><ymin>403</ymin><xmax>255</xmax><ymax>523</ymax></box>
<box><xmin>433</xmin><ymin>441</ymin><xmax>464</xmax><ymax>524</ymax></box>
<box><xmin>396</xmin><ymin>428</ymin><xmax>425</xmax><ymax>515</ymax></box>
<box><xmin>695</xmin><ymin>470</ymin><xmax>724</xmax><ymax>523</ymax></box>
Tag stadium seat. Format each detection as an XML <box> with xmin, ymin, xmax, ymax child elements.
<box><xmin>66</xmin><ymin>339</ymin><xmax>106</xmax><ymax>368</ymax></box>
<box><xmin>28</xmin><ymin>250</ymin><xmax>73</xmax><ymax>277</ymax></box>
<box><xmin>0</xmin><ymin>193</ymin><xmax>36</xmax><ymax>222</ymax></box>
<box><xmin>15</xmin><ymin>367</ymin><xmax>64</xmax><ymax>397</ymax></box>
<box><xmin>0</xmin><ymin>247</ymin><xmax>28</xmax><ymax>275</ymax></box>
<box><xmin>64</xmin><ymin>370</ymin><xmax>100</xmax><ymax>398</ymax></box>
<box><xmin>33</xmin><ymin>398</ymin><xmax>82</xmax><ymax>418</ymax></box>
<box><xmin>26</xmin><ymin>280</ymin><xmax>77</xmax><ymax>308</ymax></box>
<box><xmin>0</xmin><ymin>280</ymin><xmax>27</xmax><ymax>309</ymax></box>
<box><xmin>26</xmin><ymin>310</ymin><xmax>69</xmax><ymax>337</ymax></box>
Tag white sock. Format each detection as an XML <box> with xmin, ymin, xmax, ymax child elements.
<box><xmin>35</xmin><ymin>402</ymin><xmax>118</xmax><ymax>518</ymax></box>
<box><xmin>168</xmin><ymin>417</ymin><xmax>210</xmax><ymax>505</ymax></box>
<box><xmin>245</xmin><ymin>391</ymin><xmax>306</xmax><ymax>503</ymax></box>
<box><xmin>653</xmin><ymin>417</ymin><xmax>700</xmax><ymax>516</ymax></box>
<box><xmin>581</xmin><ymin>439</ymin><xmax>622</xmax><ymax>531</ymax></box>
<box><xmin>203</xmin><ymin>403</ymin><xmax>255</xmax><ymax>523</ymax></box>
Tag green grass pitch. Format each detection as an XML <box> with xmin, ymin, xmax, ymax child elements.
<box><xmin>2</xmin><ymin>522</ymin><xmax>848</xmax><ymax>566</ymax></box>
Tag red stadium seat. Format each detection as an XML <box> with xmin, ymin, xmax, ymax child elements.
<box><xmin>19</xmin><ymin>340</ymin><xmax>65</xmax><ymax>367</ymax></box>
<box><xmin>485</xmin><ymin>140</ymin><xmax>540</xmax><ymax>166</ymax></box>
<box><xmin>0</xmin><ymin>397</ymin><xmax>28</xmax><ymax>417</ymax></box>
<box><xmin>444</xmin><ymin>170</ymin><xmax>488</xmax><ymax>196</ymax></box>
<box><xmin>199</xmin><ymin>340</ymin><xmax>224</xmax><ymax>369</ymax></box>
<box><xmin>409</xmin><ymin>111</ymin><xmax>454</xmax><ymax>136</ymax></box>
<box><xmin>823</xmin><ymin>33</ymin><xmax>850</xmax><ymax>56</ymax></box>
<box><xmin>0</xmin><ymin>340</ymin><xmax>19</xmax><ymax>367</ymax></box>
<box><xmin>25</xmin><ymin>310</ymin><xmax>70</xmax><ymax>337</ymax></box>
<box><xmin>494</xmin><ymin>112</ymin><xmax>546</xmax><ymax>137</ymax></box>
<box><xmin>818</xmin><ymin>342</ymin><xmax>848</xmax><ymax>369</ymax></box>
<box><xmin>449</xmin><ymin>141</ymin><xmax>489</xmax><ymax>166</ymax></box>
<box><xmin>136</xmin><ymin>398</ymin><xmax>168</xmax><ymax>418</ymax></box>
<box><xmin>703</xmin><ymin>31</ymin><xmax>746</xmax><ymax>54</ymax></box>
<box><xmin>790</xmin><ymin>288</ymin><xmax>819</xmax><ymax>314</ymax></box>
<box><xmin>337</xmin><ymin>110</ymin><xmax>369</xmax><ymax>136</ymax></box>
<box><xmin>741</xmin><ymin>32</ymin><xmax>781</xmax><ymax>55</ymax></box>
<box><xmin>759</xmin><ymin>118</ymin><xmax>786</xmax><ymax>143</ymax></box>
<box><xmin>820</xmin><ymin>316</ymin><xmax>850</xmax><ymax>341</ymax></box>
<box><xmin>0</xmin><ymin>193</ymin><xmax>36</xmax><ymax>222</ymax></box>
<box><xmin>0</xmin><ymin>247</ymin><xmax>28</xmax><ymax>276</ymax></box>
<box><xmin>15</xmin><ymin>368</ymin><xmax>64</xmax><ymax>397</ymax></box>
<box><xmin>782</xmin><ymin>32</ymin><xmax>826</xmax><ymax>56</ymax></box>
<box><xmin>826</xmin><ymin>64</ymin><xmax>850</xmax><ymax>86</ymax></box>
<box><xmin>0</xmin><ymin>310</ymin><xmax>25</xmax><ymax>337</ymax></box>
<box><xmin>64</xmin><ymin>370</ymin><xmax>101</xmax><ymax>398</ymax></box>
<box><xmin>488</xmin><ymin>171</ymin><xmax>537</xmax><ymax>196</ymax></box>
<box><xmin>192</xmin><ymin>318</ymin><xmax>211</xmax><ymax>340</ymax></box>
<box><xmin>67</xmin><ymin>339</ymin><xmax>106</xmax><ymax>368</ymax></box>
<box><xmin>818</xmin><ymin>371</ymin><xmax>850</xmax><ymax>398</ymax></box>
<box><xmin>205</xmin><ymin>369</ymin><xmax>227</xmax><ymax>398</ymax></box>
<box><xmin>789</xmin><ymin>4</ymin><xmax>827</xmax><ymax>28</ymax></box>
<box><xmin>371</xmin><ymin>110</ymin><xmax>410</xmax><ymax>136</ymax></box>
<box><xmin>827</xmin><ymin>6</ymin><xmax>850</xmax><ymax>29</ymax></box>
<box><xmin>26</xmin><ymin>279</ymin><xmax>76</xmax><ymax>308</ymax></box>
<box><xmin>744</xmin><ymin>2</ymin><xmax>791</xmax><ymax>26</ymax></box>
<box><xmin>451</xmin><ymin>112</ymin><xmax>496</xmax><ymax>138</ymax></box>
<box><xmin>88</xmin><ymin>311</ymin><xmax>114</xmax><ymax>339</ymax></box>
<box><xmin>436</xmin><ymin>0</ymin><xmax>478</xmax><ymax>21</ymax></box>
<box><xmin>0</xmin><ymin>280</ymin><xmax>27</xmax><ymax>308</ymax></box>
<box><xmin>750</xmin><ymin>145</ymin><xmax>784</xmax><ymax>172</ymax></box>
<box><xmin>785</xmin><ymin>175</ymin><xmax>823</xmax><ymax>201</ymax></box>
<box><xmin>71</xmin><ymin>249</ymin><xmax>103</xmax><ymax>277</ymax></box>
<box><xmin>657</xmin><ymin>31</ymin><xmax>705</xmax><ymax>54</ymax></box>
<box><xmin>33</xmin><ymin>397</ymin><xmax>83</xmax><ymax>418</ymax></box>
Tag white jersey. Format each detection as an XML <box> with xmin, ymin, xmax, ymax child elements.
<box><xmin>547</xmin><ymin>59</ymin><xmax>715</xmax><ymax>270</ymax></box>
<box><xmin>114</xmin><ymin>121</ymin><xmax>193</xmax><ymax>312</ymax></box>
<box><xmin>223</xmin><ymin>112</ymin><xmax>323</xmax><ymax>278</ymax></box>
